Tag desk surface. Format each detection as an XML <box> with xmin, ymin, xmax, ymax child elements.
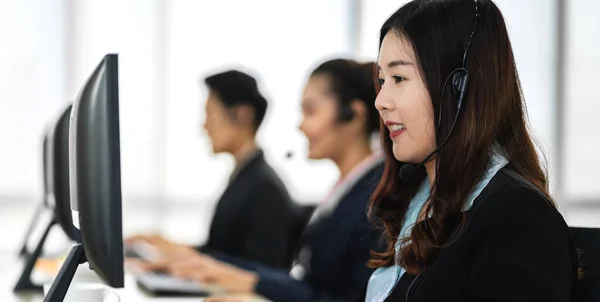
<box><xmin>2</xmin><ymin>203</ymin><xmax>598</xmax><ymax>301</ymax></box>
<box><xmin>0</xmin><ymin>252</ymin><xmax>203</xmax><ymax>302</ymax></box>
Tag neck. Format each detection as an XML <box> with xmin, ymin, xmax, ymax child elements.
<box><xmin>425</xmin><ymin>159</ymin><xmax>437</xmax><ymax>187</ymax></box>
<box><xmin>333</xmin><ymin>141</ymin><xmax>372</xmax><ymax>180</ymax></box>
<box><xmin>233</xmin><ymin>138</ymin><xmax>257</xmax><ymax>164</ymax></box>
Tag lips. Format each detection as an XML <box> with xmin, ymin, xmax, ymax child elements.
<box><xmin>389</xmin><ymin>128</ymin><xmax>405</xmax><ymax>138</ymax></box>
<box><xmin>384</xmin><ymin>121</ymin><xmax>406</xmax><ymax>139</ymax></box>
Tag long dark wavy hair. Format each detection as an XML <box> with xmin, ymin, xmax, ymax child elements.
<box><xmin>368</xmin><ymin>0</ymin><xmax>551</xmax><ymax>274</ymax></box>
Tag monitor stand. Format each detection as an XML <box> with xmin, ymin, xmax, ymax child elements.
<box><xmin>13</xmin><ymin>215</ymin><xmax>57</xmax><ymax>293</ymax></box>
<box><xmin>18</xmin><ymin>201</ymin><xmax>46</xmax><ymax>258</ymax></box>
<box><xmin>43</xmin><ymin>244</ymin><xmax>87</xmax><ymax>302</ymax></box>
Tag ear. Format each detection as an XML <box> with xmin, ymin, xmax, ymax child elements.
<box><xmin>349</xmin><ymin>99</ymin><xmax>367</xmax><ymax>125</ymax></box>
<box><xmin>230</xmin><ymin>105</ymin><xmax>255</xmax><ymax>128</ymax></box>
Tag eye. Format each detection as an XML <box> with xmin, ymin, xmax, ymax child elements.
<box><xmin>377</xmin><ymin>76</ymin><xmax>405</xmax><ymax>87</ymax></box>
<box><xmin>392</xmin><ymin>76</ymin><xmax>406</xmax><ymax>84</ymax></box>
<box><xmin>302</xmin><ymin>106</ymin><xmax>315</xmax><ymax>116</ymax></box>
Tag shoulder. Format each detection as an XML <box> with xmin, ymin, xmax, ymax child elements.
<box><xmin>336</xmin><ymin>163</ymin><xmax>385</xmax><ymax>225</ymax></box>
<box><xmin>354</xmin><ymin>162</ymin><xmax>385</xmax><ymax>196</ymax></box>
<box><xmin>468</xmin><ymin>168</ymin><xmax>568</xmax><ymax>234</ymax></box>
<box><xmin>458</xmin><ymin>170</ymin><xmax>578</xmax><ymax>300</ymax></box>
<box><xmin>244</xmin><ymin>155</ymin><xmax>290</xmax><ymax>195</ymax></box>
<box><xmin>257</xmin><ymin>156</ymin><xmax>285</xmax><ymax>182</ymax></box>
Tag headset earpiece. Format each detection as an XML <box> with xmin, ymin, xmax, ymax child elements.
<box><xmin>451</xmin><ymin>70</ymin><xmax>470</xmax><ymax>110</ymax></box>
<box><xmin>338</xmin><ymin>104</ymin><xmax>355</xmax><ymax>122</ymax></box>
<box><xmin>451</xmin><ymin>70</ymin><xmax>469</xmax><ymax>96</ymax></box>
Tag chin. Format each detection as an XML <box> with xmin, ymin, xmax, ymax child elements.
<box><xmin>307</xmin><ymin>149</ymin><xmax>325</xmax><ymax>160</ymax></box>
<box><xmin>307</xmin><ymin>152</ymin><xmax>322</xmax><ymax>160</ymax></box>
<box><xmin>392</xmin><ymin>144</ymin><xmax>419</xmax><ymax>164</ymax></box>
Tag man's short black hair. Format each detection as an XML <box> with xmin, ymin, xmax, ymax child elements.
<box><xmin>204</xmin><ymin>70</ymin><xmax>268</xmax><ymax>131</ymax></box>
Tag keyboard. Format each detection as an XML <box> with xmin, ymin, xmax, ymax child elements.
<box><xmin>124</xmin><ymin>241</ymin><xmax>161</xmax><ymax>262</ymax></box>
<box><xmin>135</xmin><ymin>271</ymin><xmax>211</xmax><ymax>296</ymax></box>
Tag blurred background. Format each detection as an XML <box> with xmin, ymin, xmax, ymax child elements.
<box><xmin>0</xmin><ymin>0</ymin><xmax>598</xmax><ymax>254</ymax></box>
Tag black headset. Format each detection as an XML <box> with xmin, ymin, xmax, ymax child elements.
<box><xmin>336</xmin><ymin>80</ymin><xmax>357</xmax><ymax>122</ymax></box>
<box><xmin>399</xmin><ymin>0</ymin><xmax>480</xmax><ymax>183</ymax></box>
<box><xmin>338</xmin><ymin>103</ymin><xmax>355</xmax><ymax>122</ymax></box>
<box><xmin>447</xmin><ymin>0</ymin><xmax>479</xmax><ymax>120</ymax></box>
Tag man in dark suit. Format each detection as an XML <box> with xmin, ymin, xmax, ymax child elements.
<box><xmin>127</xmin><ymin>70</ymin><xmax>297</xmax><ymax>269</ymax></box>
<box><xmin>199</xmin><ymin>70</ymin><xmax>296</xmax><ymax>269</ymax></box>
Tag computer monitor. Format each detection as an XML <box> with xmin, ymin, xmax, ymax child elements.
<box><xmin>43</xmin><ymin>54</ymin><xmax>123</xmax><ymax>302</ymax></box>
<box><xmin>51</xmin><ymin>104</ymin><xmax>79</xmax><ymax>242</ymax></box>
<box><xmin>14</xmin><ymin>104</ymin><xmax>81</xmax><ymax>293</ymax></box>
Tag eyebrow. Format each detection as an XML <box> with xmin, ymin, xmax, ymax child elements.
<box><xmin>377</xmin><ymin>59</ymin><xmax>414</xmax><ymax>70</ymax></box>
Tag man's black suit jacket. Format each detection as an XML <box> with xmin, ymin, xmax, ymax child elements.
<box><xmin>200</xmin><ymin>150</ymin><xmax>296</xmax><ymax>269</ymax></box>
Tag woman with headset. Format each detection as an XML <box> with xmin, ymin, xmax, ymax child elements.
<box><xmin>365</xmin><ymin>0</ymin><xmax>578</xmax><ymax>301</ymax></box>
<box><xmin>147</xmin><ymin>59</ymin><xmax>385</xmax><ymax>302</ymax></box>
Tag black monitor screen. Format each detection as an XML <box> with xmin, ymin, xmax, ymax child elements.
<box><xmin>69</xmin><ymin>53</ymin><xmax>123</xmax><ymax>287</ymax></box>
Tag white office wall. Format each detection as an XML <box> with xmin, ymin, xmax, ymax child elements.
<box><xmin>358</xmin><ymin>0</ymin><xmax>559</xmax><ymax>195</ymax></box>
<box><xmin>356</xmin><ymin>0</ymin><xmax>410</xmax><ymax>61</ymax></box>
<box><xmin>164</xmin><ymin>0</ymin><xmax>352</xmax><ymax>204</ymax></box>
<box><xmin>68</xmin><ymin>0</ymin><xmax>164</xmax><ymax>202</ymax></box>
<box><xmin>564</xmin><ymin>0</ymin><xmax>600</xmax><ymax>201</ymax></box>
<box><xmin>0</xmin><ymin>0</ymin><xmax>68</xmax><ymax>200</ymax></box>
<box><xmin>3</xmin><ymin>0</ymin><xmax>599</xmax><ymax>208</ymax></box>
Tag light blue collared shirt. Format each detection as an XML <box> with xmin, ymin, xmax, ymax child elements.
<box><xmin>365</xmin><ymin>150</ymin><xmax>508</xmax><ymax>301</ymax></box>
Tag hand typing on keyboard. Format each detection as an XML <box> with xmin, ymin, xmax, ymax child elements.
<box><xmin>126</xmin><ymin>257</ymin><xmax>179</xmax><ymax>276</ymax></box>
<box><xmin>124</xmin><ymin>234</ymin><xmax>198</xmax><ymax>262</ymax></box>
<box><xmin>124</xmin><ymin>237</ymin><xmax>200</xmax><ymax>277</ymax></box>
<box><xmin>165</xmin><ymin>254</ymin><xmax>259</xmax><ymax>294</ymax></box>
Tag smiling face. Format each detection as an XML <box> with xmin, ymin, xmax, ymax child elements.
<box><xmin>375</xmin><ymin>32</ymin><xmax>436</xmax><ymax>164</ymax></box>
<box><xmin>299</xmin><ymin>75</ymin><xmax>341</xmax><ymax>160</ymax></box>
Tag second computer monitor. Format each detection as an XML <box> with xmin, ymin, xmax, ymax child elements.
<box><xmin>50</xmin><ymin>104</ymin><xmax>79</xmax><ymax>241</ymax></box>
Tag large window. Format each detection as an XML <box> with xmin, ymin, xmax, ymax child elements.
<box><xmin>3</xmin><ymin>0</ymin><xmax>598</xmax><ymax>210</ymax></box>
<box><xmin>494</xmin><ymin>0</ymin><xmax>558</xmax><ymax>195</ymax></box>
<box><xmin>0</xmin><ymin>0</ymin><xmax>68</xmax><ymax>200</ymax></box>
<box><xmin>164</xmin><ymin>0</ymin><xmax>353</xmax><ymax>204</ymax></box>
<box><xmin>68</xmin><ymin>0</ymin><xmax>164</xmax><ymax>201</ymax></box>
<box><xmin>564</xmin><ymin>0</ymin><xmax>600</xmax><ymax>202</ymax></box>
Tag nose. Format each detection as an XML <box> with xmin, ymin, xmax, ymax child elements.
<box><xmin>374</xmin><ymin>85</ymin><xmax>394</xmax><ymax>112</ymax></box>
<box><xmin>298</xmin><ymin>119</ymin><xmax>306</xmax><ymax>135</ymax></box>
<box><xmin>202</xmin><ymin>119</ymin><xmax>210</xmax><ymax>136</ymax></box>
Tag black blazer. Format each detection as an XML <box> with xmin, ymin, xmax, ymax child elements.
<box><xmin>382</xmin><ymin>168</ymin><xmax>579</xmax><ymax>301</ymax></box>
<box><xmin>200</xmin><ymin>150</ymin><xmax>296</xmax><ymax>269</ymax></box>
<box><xmin>214</xmin><ymin>162</ymin><xmax>385</xmax><ymax>302</ymax></box>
